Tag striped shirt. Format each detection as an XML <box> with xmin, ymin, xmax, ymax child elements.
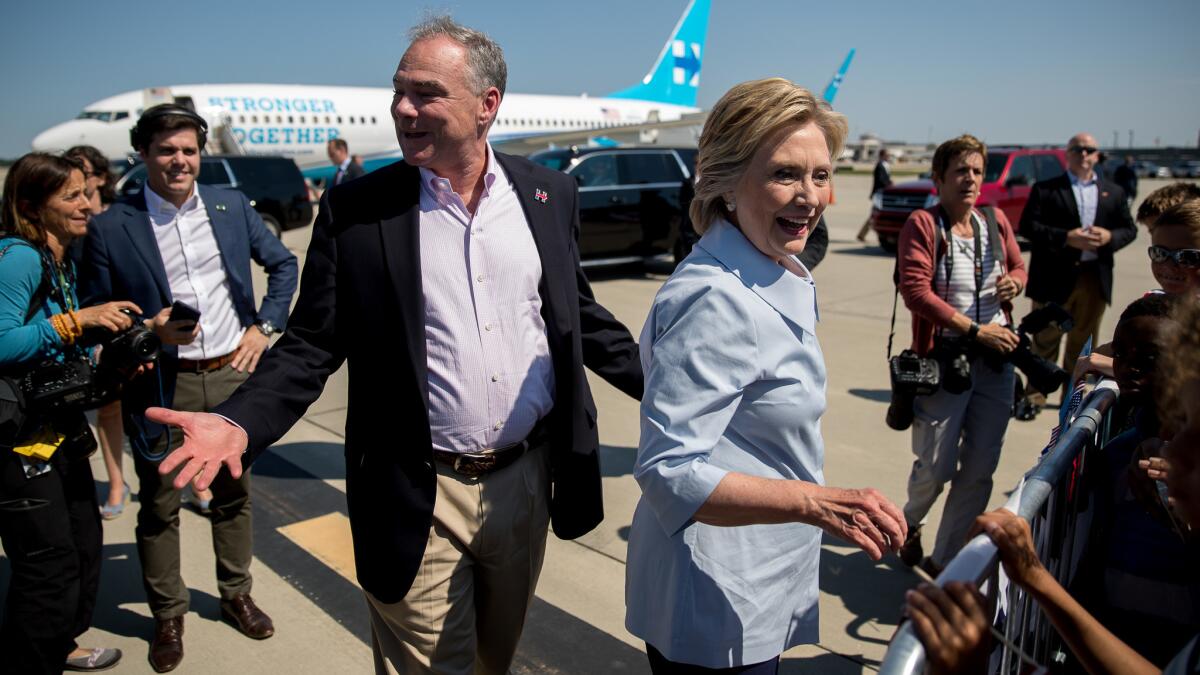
<box><xmin>933</xmin><ymin>211</ymin><xmax>1007</xmax><ymax>335</ymax></box>
<box><xmin>417</xmin><ymin>144</ymin><xmax>554</xmax><ymax>454</ymax></box>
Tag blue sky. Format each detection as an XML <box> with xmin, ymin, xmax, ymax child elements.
<box><xmin>2</xmin><ymin>0</ymin><xmax>1198</xmax><ymax>158</ymax></box>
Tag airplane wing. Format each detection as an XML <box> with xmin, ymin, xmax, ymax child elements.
<box><xmin>491</xmin><ymin>112</ymin><xmax>709</xmax><ymax>156</ymax></box>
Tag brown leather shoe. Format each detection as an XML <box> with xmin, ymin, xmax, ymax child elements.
<box><xmin>220</xmin><ymin>594</ymin><xmax>275</xmax><ymax>639</ymax></box>
<box><xmin>148</xmin><ymin>616</ymin><xmax>184</xmax><ymax>673</ymax></box>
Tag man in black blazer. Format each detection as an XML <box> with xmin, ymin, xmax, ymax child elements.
<box><xmin>146</xmin><ymin>17</ymin><xmax>642</xmax><ymax>674</ymax></box>
<box><xmin>857</xmin><ymin>148</ymin><xmax>893</xmax><ymax>242</ymax></box>
<box><xmin>1019</xmin><ymin>132</ymin><xmax>1136</xmax><ymax>412</ymax></box>
<box><xmin>326</xmin><ymin>138</ymin><xmax>365</xmax><ymax>186</ymax></box>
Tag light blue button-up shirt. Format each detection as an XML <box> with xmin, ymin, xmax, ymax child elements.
<box><xmin>625</xmin><ymin>219</ymin><xmax>826</xmax><ymax>667</ymax></box>
<box><xmin>1069</xmin><ymin>170</ymin><xmax>1100</xmax><ymax>262</ymax></box>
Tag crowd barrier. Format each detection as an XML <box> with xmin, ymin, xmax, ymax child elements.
<box><xmin>879</xmin><ymin>381</ymin><xmax>1120</xmax><ymax>675</ymax></box>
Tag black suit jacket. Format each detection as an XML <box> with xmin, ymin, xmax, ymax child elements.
<box><xmin>871</xmin><ymin>160</ymin><xmax>892</xmax><ymax>196</ymax></box>
<box><xmin>215</xmin><ymin>154</ymin><xmax>643</xmax><ymax>602</ymax></box>
<box><xmin>1020</xmin><ymin>173</ymin><xmax>1136</xmax><ymax>306</ymax></box>
<box><xmin>333</xmin><ymin>161</ymin><xmax>365</xmax><ymax>186</ymax></box>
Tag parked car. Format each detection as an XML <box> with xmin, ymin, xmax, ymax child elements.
<box><xmin>868</xmin><ymin>147</ymin><xmax>1067</xmax><ymax>252</ymax></box>
<box><xmin>1171</xmin><ymin>160</ymin><xmax>1200</xmax><ymax>178</ymax></box>
<box><xmin>114</xmin><ymin>155</ymin><xmax>313</xmax><ymax>236</ymax></box>
<box><xmin>1132</xmin><ymin>160</ymin><xmax>1167</xmax><ymax>178</ymax></box>
<box><xmin>529</xmin><ymin>146</ymin><xmax>697</xmax><ymax>266</ymax></box>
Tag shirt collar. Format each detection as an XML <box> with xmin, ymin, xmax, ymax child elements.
<box><xmin>418</xmin><ymin>144</ymin><xmax>500</xmax><ymax>208</ymax></box>
<box><xmin>1068</xmin><ymin>170</ymin><xmax>1098</xmax><ymax>188</ymax></box>
<box><xmin>338</xmin><ymin>158</ymin><xmax>352</xmax><ymax>172</ymax></box>
<box><xmin>145</xmin><ymin>184</ymin><xmax>202</xmax><ymax>217</ymax></box>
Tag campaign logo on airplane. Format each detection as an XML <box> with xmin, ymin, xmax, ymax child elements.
<box><xmin>671</xmin><ymin>40</ymin><xmax>701</xmax><ymax>87</ymax></box>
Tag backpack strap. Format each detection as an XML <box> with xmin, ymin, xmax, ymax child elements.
<box><xmin>978</xmin><ymin>205</ymin><xmax>1005</xmax><ymax>269</ymax></box>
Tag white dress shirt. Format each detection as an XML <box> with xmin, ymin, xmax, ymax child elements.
<box><xmin>334</xmin><ymin>158</ymin><xmax>352</xmax><ymax>185</ymax></box>
<box><xmin>145</xmin><ymin>186</ymin><xmax>245</xmax><ymax>360</ymax></box>
<box><xmin>1069</xmin><ymin>170</ymin><xmax>1100</xmax><ymax>262</ymax></box>
<box><xmin>418</xmin><ymin>145</ymin><xmax>554</xmax><ymax>454</ymax></box>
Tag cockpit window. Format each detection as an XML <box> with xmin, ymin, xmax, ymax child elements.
<box><xmin>75</xmin><ymin>111</ymin><xmax>129</xmax><ymax>122</ymax></box>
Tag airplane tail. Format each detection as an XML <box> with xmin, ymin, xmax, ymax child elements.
<box><xmin>822</xmin><ymin>49</ymin><xmax>855</xmax><ymax>104</ymax></box>
<box><xmin>607</xmin><ymin>0</ymin><xmax>710</xmax><ymax>108</ymax></box>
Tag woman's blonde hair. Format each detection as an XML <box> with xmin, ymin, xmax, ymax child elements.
<box><xmin>690</xmin><ymin>78</ymin><xmax>847</xmax><ymax>234</ymax></box>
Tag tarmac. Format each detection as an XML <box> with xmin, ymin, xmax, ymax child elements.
<box><xmin>0</xmin><ymin>171</ymin><xmax>1184</xmax><ymax>673</ymax></box>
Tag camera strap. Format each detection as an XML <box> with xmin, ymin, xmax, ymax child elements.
<box><xmin>935</xmin><ymin>209</ymin><xmax>983</xmax><ymax>340</ymax></box>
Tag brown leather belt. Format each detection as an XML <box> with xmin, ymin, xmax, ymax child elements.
<box><xmin>176</xmin><ymin>352</ymin><xmax>236</xmax><ymax>373</ymax></box>
<box><xmin>433</xmin><ymin>421</ymin><xmax>549</xmax><ymax>478</ymax></box>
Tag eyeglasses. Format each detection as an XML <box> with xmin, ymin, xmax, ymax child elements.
<box><xmin>1068</xmin><ymin>146</ymin><xmax>1099</xmax><ymax>155</ymax></box>
<box><xmin>1148</xmin><ymin>245</ymin><xmax>1200</xmax><ymax>268</ymax></box>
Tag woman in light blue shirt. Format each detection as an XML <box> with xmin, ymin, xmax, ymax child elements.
<box><xmin>626</xmin><ymin>79</ymin><xmax>908</xmax><ymax>673</ymax></box>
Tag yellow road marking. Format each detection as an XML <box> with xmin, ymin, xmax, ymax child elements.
<box><xmin>277</xmin><ymin>512</ymin><xmax>359</xmax><ymax>588</ymax></box>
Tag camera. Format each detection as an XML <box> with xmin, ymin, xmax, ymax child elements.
<box><xmin>887</xmin><ymin>350</ymin><xmax>940</xmax><ymax>431</ymax></box>
<box><xmin>979</xmin><ymin>305</ymin><xmax>1072</xmax><ymax>396</ymax></box>
<box><xmin>934</xmin><ymin>339</ymin><xmax>974</xmax><ymax>395</ymax></box>
<box><xmin>22</xmin><ymin>308</ymin><xmax>161</xmax><ymax>414</ymax></box>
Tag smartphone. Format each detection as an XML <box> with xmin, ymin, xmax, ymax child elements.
<box><xmin>169</xmin><ymin>300</ymin><xmax>201</xmax><ymax>326</ymax></box>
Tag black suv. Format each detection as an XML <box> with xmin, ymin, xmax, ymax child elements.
<box><xmin>530</xmin><ymin>146</ymin><xmax>697</xmax><ymax>266</ymax></box>
<box><xmin>114</xmin><ymin>155</ymin><xmax>314</xmax><ymax>236</ymax></box>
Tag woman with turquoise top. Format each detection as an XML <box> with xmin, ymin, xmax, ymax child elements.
<box><xmin>625</xmin><ymin>80</ymin><xmax>908</xmax><ymax>673</ymax></box>
<box><xmin>0</xmin><ymin>152</ymin><xmax>142</xmax><ymax>673</ymax></box>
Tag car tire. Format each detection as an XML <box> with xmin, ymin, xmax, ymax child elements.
<box><xmin>880</xmin><ymin>236</ymin><xmax>898</xmax><ymax>254</ymax></box>
<box><xmin>260</xmin><ymin>213</ymin><xmax>283</xmax><ymax>238</ymax></box>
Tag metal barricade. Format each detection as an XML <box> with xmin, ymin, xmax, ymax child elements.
<box><xmin>879</xmin><ymin>383</ymin><xmax>1119</xmax><ymax>675</ymax></box>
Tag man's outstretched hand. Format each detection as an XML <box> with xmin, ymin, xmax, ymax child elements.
<box><xmin>146</xmin><ymin>407</ymin><xmax>249</xmax><ymax>490</ymax></box>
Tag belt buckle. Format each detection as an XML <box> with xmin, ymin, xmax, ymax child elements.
<box><xmin>454</xmin><ymin>453</ymin><xmax>496</xmax><ymax>478</ymax></box>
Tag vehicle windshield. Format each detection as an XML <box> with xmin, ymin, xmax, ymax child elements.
<box><xmin>984</xmin><ymin>153</ymin><xmax>1007</xmax><ymax>183</ymax></box>
<box><xmin>75</xmin><ymin>110</ymin><xmax>129</xmax><ymax>122</ymax></box>
<box><xmin>530</xmin><ymin>152</ymin><xmax>572</xmax><ymax>171</ymax></box>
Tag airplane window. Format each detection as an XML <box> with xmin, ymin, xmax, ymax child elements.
<box><xmin>251</xmin><ymin>115</ymin><xmax>259</xmax><ymax>123</ymax></box>
<box><xmin>337</xmin><ymin>116</ymin><xmax>343</xmax><ymax>124</ymax></box>
<box><xmin>360</xmin><ymin>116</ymin><xmax>366</xmax><ymax>124</ymax></box>
<box><xmin>371</xmin><ymin>116</ymin><xmax>377</xmax><ymax>124</ymax></box>
<box><xmin>114</xmin><ymin>112</ymin><xmax>129</xmax><ymax>121</ymax></box>
<box><xmin>299</xmin><ymin>116</ymin><xmax>305</xmax><ymax>124</ymax></box>
<box><xmin>288</xmin><ymin>116</ymin><xmax>294</xmax><ymax>124</ymax></box>
<box><xmin>238</xmin><ymin>115</ymin><xmax>245</xmax><ymax>123</ymax></box>
<box><xmin>277</xmin><ymin>115</ymin><xmax>283</xmax><ymax>124</ymax></box>
<box><xmin>76</xmin><ymin>111</ymin><xmax>113</xmax><ymax>122</ymax></box>
<box><xmin>325</xmin><ymin>115</ymin><xmax>331</xmax><ymax>124</ymax></box>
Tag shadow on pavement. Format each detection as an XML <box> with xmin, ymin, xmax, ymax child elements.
<box><xmin>515</xmin><ymin>598</ymin><xmax>650</xmax><ymax>674</ymax></box>
<box><xmin>781</xmin><ymin>650</ymin><xmax>871</xmax><ymax>673</ymax></box>
<box><xmin>819</xmin><ymin>534</ymin><xmax>918</xmax><ymax>666</ymax></box>
<box><xmin>833</xmin><ymin>246</ymin><xmax>894</xmax><ymax>258</ymax></box>
<box><xmin>848</xmin><ymin>388</ymin><xmax>891</xmax><ymax>403</ymax></box>
<box><xmin>251</xmin><ymin>441</ymin><xmax>346</xmax><ymax>480</ymax></box>
<box><xmin>599</xmin><ymin>444</ymin><xmax>637</xmax><ymax>478</ymax></box>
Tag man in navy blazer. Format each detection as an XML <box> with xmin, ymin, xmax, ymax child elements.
<box><xmin>141</xmin><ymin>19</ymin><xmax>642</xmax><ymax>673</ymax></box>
<box><xmin>80</xmin><ymin>105</ymin><xmax>297</xmax><ymax>672</ymax></box>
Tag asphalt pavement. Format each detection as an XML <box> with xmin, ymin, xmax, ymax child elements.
<box><xmin>1</xmin><ymin>171</ymin><xmax>1185</xmax><ymax>673</ymax></box>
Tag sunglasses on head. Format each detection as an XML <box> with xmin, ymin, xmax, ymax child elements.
<box><xmin>1148</xmin><ymin>245</ymin><xmax>1200</xmax><ymax>268</ymax></box>
<box><xmin>1069</xmin><ymin>145</ymin><xmax>1099</xmax><ymax>155</ymax></box>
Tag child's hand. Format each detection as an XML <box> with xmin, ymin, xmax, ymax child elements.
<box><xmin>1072</xmin><ymin>352</ymin><xmax>1114</xmax><ymax>384</ymax></box>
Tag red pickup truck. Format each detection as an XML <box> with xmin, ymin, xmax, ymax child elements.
<box><xmin>868</xmin><ymin>147</ymin><xmax>1067</xmax><ymax>252</ymax></box>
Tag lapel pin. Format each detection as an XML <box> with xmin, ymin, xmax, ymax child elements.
<box><xmin>1101</xmin><ymin>191</ymin><xmax>1109</xmax><ymax>198</ymax></box>
<box><xmin>534</xmin><ymin>189</ymin><xmax>549</xmax><ymax>204</ymax></box>
<box><xmin>215</xmin><ymin>204</ymin><xmax>227</xmax><ymax>211</ymax></box>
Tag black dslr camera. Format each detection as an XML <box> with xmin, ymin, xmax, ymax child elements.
<box><xmin>886</xmin><ymin>350</ymin><xmax>941</xmax><ymax>431</ymax></box>
<box><xmin>976</xmin><ymin>304</ymin><xmax>1072</xmax><ymax>396</ymax></box>
<box><xmin>22</xmin><ymin>309</ymin><xmax>161</xmax><ymax>414</ymax></box>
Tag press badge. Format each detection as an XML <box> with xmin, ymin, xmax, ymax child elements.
<box><xmin>19</xmin><ymin>456</ymin><xmax>51</xmax><ymax>479</ymax></box>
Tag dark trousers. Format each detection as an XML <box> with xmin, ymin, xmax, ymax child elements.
<box><xmin>1026</xmin><ymin>264</ymin><xmax>1107</xmax><ymax>404</ymax></box>
<box><xmin>646</xmin><ymin>644</ymin><xmax>780</xmax><ymax>674</ymax></box>
<box><xmin>0</xmin><ymin>443</ymin><xmax>102</xmax><ymax>674</ymax></box>
<box><xmin>132</xmin><ymin>364</ymin><xmax>252</xmax><ymax>619</ymax></box>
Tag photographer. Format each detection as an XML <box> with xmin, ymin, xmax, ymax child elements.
<box><xmin>0</xmin><ymin>153</ymin><xmax>141</xmax><ymax>673</ymax></box>
<box><xmin>893</xmin><ymin>135</ymin><xmax>1027</xmax><ymax>575</ymax></box>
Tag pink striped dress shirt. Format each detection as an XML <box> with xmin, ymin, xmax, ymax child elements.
<box><xmin>417</xmin><ymin>146</ymin><xmax>555</xmax><ymax>454</ymax></box>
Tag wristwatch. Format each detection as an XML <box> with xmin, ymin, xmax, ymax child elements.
<box><xmin>255</xmin><ymin>320</ymin><xmax>278</xmax><ymax>337</ymax></box>
<box><xmin>966</xmin><ymin>321</ymin><xmax>980</xmax><ymax>340</ymax></box>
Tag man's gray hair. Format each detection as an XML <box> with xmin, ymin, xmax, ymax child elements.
<box><xmin>409</xmin><ymin>16</ymin><xmax>507</xmax><ymax>97</ymax></box>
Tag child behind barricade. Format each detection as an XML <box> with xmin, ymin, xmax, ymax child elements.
<box><xmin>1090</xmin><ymin>294</ymin><xmax>1200</xmax><ymax>666</ymax></box>
<box><xmin>1073</xmin><ymin>190</ymin><xmax>1200</xmax><ymax>383</ymax></box>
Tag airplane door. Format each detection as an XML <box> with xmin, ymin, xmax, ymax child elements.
<box><xmin>570</xmin><ymin>154</ymin><xmax>625</xmax><ymax>259</ymax></box>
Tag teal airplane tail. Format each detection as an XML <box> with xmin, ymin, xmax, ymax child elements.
<box><xmin>607</xmin><ymin>0</ymin><xmax>711</xmax><ymax>108</ymax></box>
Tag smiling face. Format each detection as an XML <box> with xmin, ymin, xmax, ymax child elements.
<box><xmin>39</xmin><ymin>169</ymin><xmax>91</xmax><ymax>245</ymax></box>
<box><xmin>727</xmin><ymin>121</ymin><xmax>832</xmax><ymax>262</ymax></box>
<box><xmin>1150</xmin><ymin>223</ymin><xmax>1200</xmax><ymax>295</ymax></box>
<box><xmin>1112</xmin><ymin>315</ymin><xmax>1168</xmax><ymax>404</ymax></box>
<box><xmin>140</xmin><ymin>127</ymin><xmax>200</xmax><ymax>206</ymax></box>
<box><xmin>933</xmin><ymin>151</ymin><xmax>984</xmax><ymax>212</ymax></box>
<box><xmin>391</xmin><ymin>36</ymin><xmax>499</xmax><ymax>177</ymax></box>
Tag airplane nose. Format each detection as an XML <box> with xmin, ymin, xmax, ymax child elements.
<box><xmin>31</xmin><ymin>124</ymin><xmax>80</xmax><ymax>153</ymax></box>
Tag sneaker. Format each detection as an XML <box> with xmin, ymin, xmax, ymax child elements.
<box><xmin>898</xmin><ymin>525</ymin><xmax>923</xmax><ymax>567</ymax></box>
<box><xmin>65</xmin><ymin>647</ymin><xmax>122</xmax><ymax>672</ymax></box>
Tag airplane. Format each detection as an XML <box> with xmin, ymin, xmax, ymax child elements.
<box><xmin>31</xmin><ymin>0</ymin><xmax>712</xmax><ymax>183</ymax></box>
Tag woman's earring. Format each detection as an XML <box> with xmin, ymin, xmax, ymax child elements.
<box><xmin>724</xmin><ymin>199</ymin><xmax>736</xmax><ymax>212</ymax></box>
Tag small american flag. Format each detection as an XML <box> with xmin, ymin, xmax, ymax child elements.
<box><xmin>1040</xmin><ymin>337</ymin><xmax>1093</xmax><ymax>457</ymax></box>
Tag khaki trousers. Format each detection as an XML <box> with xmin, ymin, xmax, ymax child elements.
<box><xmin>1025</xmin><ymin>265</ymin><xmax>1107</xmax><ymax>405</ymax></box>
<box><xmin>366</xmin><ymin>445</ymin><xmax>550</xmax><ymax>675</ymax></box>
<box><xmin>133</xmin><ymin>364</ymin><xmax>253</xmax><ymax>619</ymax></box>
